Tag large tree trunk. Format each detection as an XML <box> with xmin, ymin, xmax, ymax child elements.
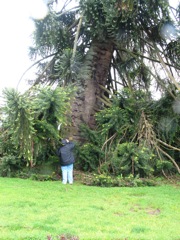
<box><xmin>67</xmin><ymin>40</ymin><xmax>114</xmax><ymax>140</ymax></box>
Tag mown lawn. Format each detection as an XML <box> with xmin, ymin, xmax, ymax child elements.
<box><xmin>0</xmin><ymin>177</ymin><xmax>180</xmax><ymax>240</ymax></box>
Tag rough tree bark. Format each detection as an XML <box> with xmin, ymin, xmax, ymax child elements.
<box><xmin>67</xmin><ymin>40</ymin><xmax>114</xmax><ymax>140</ymax></box>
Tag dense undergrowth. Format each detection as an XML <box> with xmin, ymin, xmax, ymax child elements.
<box><xmin>0</xmin><ymin>89</ymin><xmax>180</xmax><ymax>182</ymax></box>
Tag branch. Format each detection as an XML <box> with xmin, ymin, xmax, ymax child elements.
<box><xmin>148</xmin><ymin>67</ymin><xmax>176</xmax><ymax>99</ymax></box>
<box><xmin>157</xmin><ymin>145</ymin><xmax>180</xmax><ymax>174</ymax></box>
<box><xmin>16</xmin><ymin>53</ymin><xmax>57</xmax><ymax>90</ymax></box>
<box><xmin>154</xmin><ymin>43</ymin><xmax>180</xmax><ymax>91</ymax></box>
<box><xmin>101</xmin><ymin>133</ymin><xmax>117</xmax><ymax>151</ymax></box>
<box><xmin>96</xmin><ymin>95</ymin><xmax>112</xmax><ymax>107</ymax></box>
<box><xmin>56</xmin><ymin>6</ymin><xmax>79</xmax><ymax>17</ymax></box>
<box><xmin>119</xmin><ymin>48</ymin><xmax>180</xmax><ymax>70</ymax></box>
<box><xmin>157</xmin><ymin>139</ymin><xmax>180</xmax><ymax>152</ymax></box>
<box><xmin>98</xmin><ymin>84</ymin><xmax>113</xmax><ymax>96</ymax></box>
<box><xmin>72</xmin><ymin>13</ymin><xmax>84</xmax><ymax>62</ymax></box>
<box><xmin>33</xmin><ymin>57</ymin><xmax>56</xmax><ymax>86</ymax></box>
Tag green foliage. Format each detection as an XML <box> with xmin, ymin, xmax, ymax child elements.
<box><xmin>109</xmin><ymin>142</ymin><xmax>156</xmax><ymax>177</ymax></box>
<box><xmin>2</xmin><ymin>88</ymin><xmax>35</xmax><ymax>162</ymax></box>
<box><xmin>96</xmin><ymin>89</ymin><xmax>146</xmax><ymax>130</ymax></box>
<box><xmin>151</xmin><ymin>94</ymin><xmax>180</xmax><ymax>144</ymax></box>
<box><xmin>32</xmin><ymin>85</ymin><xmax>73</xmax><ymax>125</ymax></box>
<box><xmin>29</xmin><ymin>173</ymin><xmax>58</xmax><ymax>181</ymax></box>
<box><xmin>0</xmin><ymin>155</ymin><xmax>23</xmax><ymax>177</ymax></box>
<box><xmin>83</xmin><ymin>173</ymin><xmax>157</xmax><ymax>187</ymax></box>
<box><xmin>156</xmin><ymin>160</ymin><xmax>174</xmax><ymax>173</ymax></box>
<box><xmin>76</xmin><ymin>90</ymin><xmax>180</xmax><ymax>176</ymax></box>
<box><xmin>76</xmin><ymin>143</ymin><xmax>104</xmax><ymax>171</ymax></box>
<box><xmin>79</xmin><ymin>0</ymin><xmax>172</xmax><ymax>47</ymax></box>
<box><xmin>80</xmin><ymin>123</ymin><xmax>104</xmax><ymax>145</ymax></box>
<box><xmin>54</xmin><ymin>48</ymin><xmax>83</xmax><ymax>84</ymax></box>
<box><xmin>2</xmin><ymin>170</ymin><xmax>54</xmax><ymax>181</ymax></box>
<box><xmin>76</xmin><ymin>124</ymin><xmax>105</xmax><ymax>171</ymax></box>
<box><xmin>30</xmin><ymin>11</ymin><xmax>76</xmax><ymax>57</ymax></box>
<box><xmin>96</xmin><ymin>105</ymin><xmax>131</xmax><ymax>136</ymax></box>
<box><xmin>29</xmin><ymin>0</ymin><xmax>179</xmax><ymax>100</ymax></box>
<box><xmin>31</xmin><ymin>85</ymin><xmax>74</xmax><ymax>164</ymax></box>
<box><xmin>80</xmin><ymin>0</ymin><xmax>107</xmax><ymax>39</ymax></box>
<box><xmin>166</xmin><ymin>39</ymin><xmax>180</xmax><ymax>68</ymax></box>
<box><xmin>0</xmin><ymin>86</ymin><xmax>74</xmax><ymax>170</ymax></box>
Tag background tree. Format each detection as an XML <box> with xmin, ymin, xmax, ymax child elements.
<box><xmin>29</xmin><ymin>0</ymin><xmax>179</xmax><ymax>140</ymax></box>
<box><xmin>0</xmin><ymin>86</ymin><xmax>74</xmax><ymax>175</ymax></box>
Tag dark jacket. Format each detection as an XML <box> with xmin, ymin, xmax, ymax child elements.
<box><xmin>58</xmin><ymin>141</ymin><xmax>75</xmax><ymax>166</ymax></box>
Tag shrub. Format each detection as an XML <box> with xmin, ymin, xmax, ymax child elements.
<box><xmin>0</xmin><ymin>155</ymin><xmax>24</xmax><ymax>177</ymax></box>
<box><xmin>83</xmin><ymin>173</ymin><xmax>157</xmax><ymax>187</ymax></box>
<box><xmin>14</xmin><ymin>171</ymin><xmax>60</xmax><ymax>181</ymax></box>
<box><xmin>110</xmin><ymin>142</ymin><xmax>156</xmax><ymax>177</ymax></box>
<box><xmin>31</xmin><ymin>172</ymin><xmax>60</xmax><ymax>181</ymax></box>
<box><xmin>155</xmin><ymin>160</ymin><xmax>174</xmax><ymax>173</ymax></box>
<box><xmin>76</xmin><ymin>143</ymin><xmax>104</xmax><ymax>171</ymax></box>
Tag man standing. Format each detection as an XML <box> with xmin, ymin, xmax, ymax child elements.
<box><xmin>58</xmin><ymin>138</ymin><xmax>75</xmax><ymax>184</ymax></box>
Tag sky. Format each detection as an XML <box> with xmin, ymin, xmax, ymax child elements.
<box><xmin>0</xmin><ymin>0</ymin><xmax>49</xmax><ymax>95</ymax></box>
<box><xmin>0</xmin><ymin>0</ymin><xmax>179</xmax><ymax>97</ymax></box>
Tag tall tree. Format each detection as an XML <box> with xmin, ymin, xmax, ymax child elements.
<box><xmin>29</xmin><ymin>0</ymin><xmax>180</xmax><ymax>140</ymax></box>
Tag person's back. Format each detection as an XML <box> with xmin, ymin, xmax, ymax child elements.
<box><xmin>59</xmin><ymin>141</ymin><xmax>75</xmax><ymax>166</ymax></box>
<box><xmin>58</xmin><ymin>139</ymin><xmax>75</xmax><ymax>184</ymax></box>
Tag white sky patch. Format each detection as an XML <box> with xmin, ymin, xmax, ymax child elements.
<box><xmin>169</xmin><ymin>0</ymin><xmax>179</xmax><ymax>8</ymax></box>
<box><xmin>172</xmin><ymin>99</ymin><xmax>180</xmax><ymax>114</ymax></box>
<box><xmin>0</xmin><ymin>0</ymin><xmax>48</xmax><ymax>95</ymax></box>
<box><xmin>28</xmin><ymin>0</ymin><xmax>49</xmax><ymax>20</ymax></box>
<box><xmin>160</xmin><ymin>23</ymin><xmax>178</xmax><ymax>40</ymax></box>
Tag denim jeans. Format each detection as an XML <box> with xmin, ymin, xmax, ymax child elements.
<box><xmin>61</xmin><ymin>164</ymin><xmax>73</xmax><ymax>184</ymax></box>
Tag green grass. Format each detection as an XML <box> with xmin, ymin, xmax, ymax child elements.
<box><xmin>0</xmin><ymin>177</ymin><xmax>180</xmax><ymax>240</ymax></box>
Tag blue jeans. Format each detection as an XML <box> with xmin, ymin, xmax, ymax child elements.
<box><xmin>61</xmin><ymin>164</ymin><xmax>73</xmax><ymax>184</ymax></box>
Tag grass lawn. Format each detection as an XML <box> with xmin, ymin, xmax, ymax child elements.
<box><xmin>0</xmin><ymin>177</ymin><xmax>180</xmax><ymax>240</ymax></box>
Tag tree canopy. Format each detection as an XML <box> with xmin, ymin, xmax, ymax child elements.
<box><xmin>29</xmin><ymin>0</ymin><xmax>179</xmax><ymax>94</ymax></box>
